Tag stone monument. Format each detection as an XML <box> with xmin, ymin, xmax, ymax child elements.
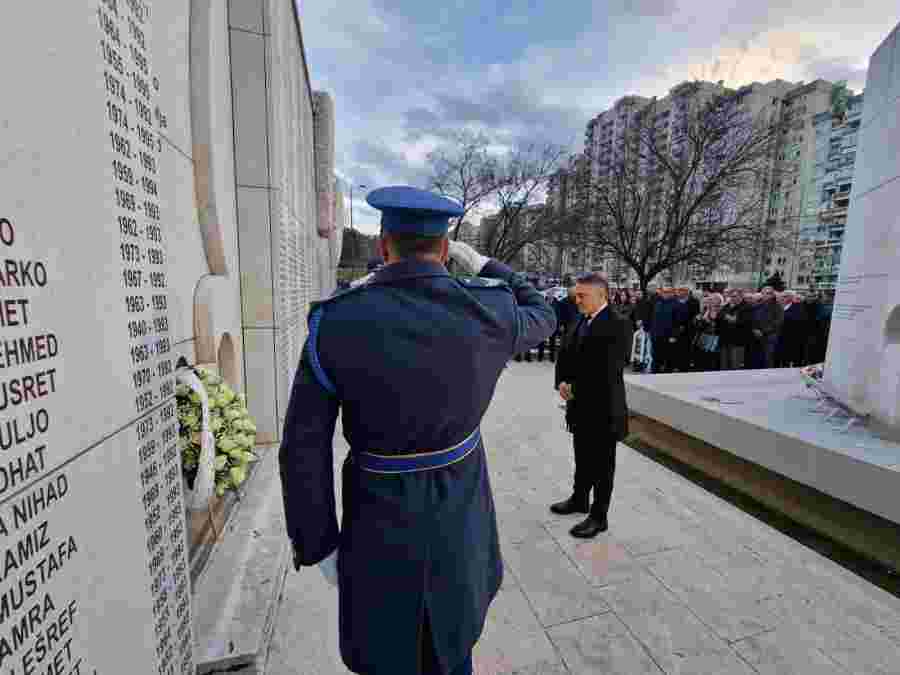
<box><xmin>0</xmin><ymin>0</ymin><xmax>342</xmax><ymax>673</ymax></box>
<box><xmin>824</xmin><ymin>23</ymin><xmax>900</xmax><ymax>432</ymax></box>
<box><xmin>0</xmin><ymin>2</ymin><xmax>197</xmax><ymax>673</ymax></box>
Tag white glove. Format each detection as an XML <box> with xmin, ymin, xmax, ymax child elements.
<box><xmin>448</xmin><ymin>240</ymin><xmax>490</xmax><ymax>275</ymax></box>
<box><xmin>349</xmin><ymin>272</ymin><xmax>374</xmax><ymax>288</ymax></box>
<box><xmin>318</xmin><ymin>549</ymin><xmax>338</xmax><ymax>587</ymax></box>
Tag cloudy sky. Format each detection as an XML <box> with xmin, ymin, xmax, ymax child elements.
<box><xmin>296</xmin><ymin>0</ymin><xmax>899</xmax><ymax>234</ymax></box>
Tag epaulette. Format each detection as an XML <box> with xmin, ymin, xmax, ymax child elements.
<box><xmin>304</xmin><ymin>285</ymin><xmax>372</xmax><ymax>396</ymax></box>
<box><xmin>456</xmin><ymin>276</ymin><xmax>510</xmax><ymax>290</ymax></box>
<box><xmin>309</xmin><ymin>282</ymin><xmax>370</xmax><ymax>315</ymax></box>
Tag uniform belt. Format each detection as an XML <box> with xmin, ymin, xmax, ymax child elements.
<box><xmin>357</xmin><ymin>428</ymin><xmax>481</xmax><ymax>474</ymax></box>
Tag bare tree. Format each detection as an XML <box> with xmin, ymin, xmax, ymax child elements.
<box><xmin>576</xmin><ymin>87</ymin><xmax>786</xmax><ymax>292</ymax></box>
<box><xmin>425</xmin><ymin>130</ymin><xmax>499</xmax><ymax>240</ymax></box>
<box><xmin>479</xmin><ymin>142</ymin><xmax>569</xmax><ymax>265</ymax></box>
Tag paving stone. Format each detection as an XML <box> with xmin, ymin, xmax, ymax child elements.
<box><xmin>543</xmin><ymin>520</ymin><xmax>645</xmax><ymax>587</ymax></box>
<box><xmin>680</xmin><ymin>587</ymin><xmax>785</xmax><ymax>643</ymax></box>
<box><xmin>617</xmin><ymin>596</ymin><xmax>734</xmax><ymax>669</ymax></box>
<box><xmin>819</xmin><ymin>623</ymin><xmax>900</xmax><ymax>675</ymax></box>
<box><xmin>610</xmin><ymin>513</ymin><xmax>700</xmax><ymax>558</ymax></box>
<box><xmin>661</xmin><ymin>649</ymin><xmax>759</xmax><ymax>675</ymax></box>
<box><xmin>732</xmin><ymin>627</ymin><xmax>851</xmax><ymax>675</ymax></box>
<box><xmin>472</xmin><ymin>587</ymin><xmax>561</xmax><ymax>675</ymax></box>
<box><xmin>503</xmin><ymin>533</ymin><xmax>611</xmax><ymax>627</ymax></box>
<box><xmin>547</xmin><ymin>614</ymin><xmax>663</xmax><ymax>674</ymax></box>
<box><xmin>762</xmin><ymin>589</ymin><xmax>900</xmax><ymax>673</ymax></box>
<box><xmin>497</xmin><ymin>515</ymin><xmax>553</xmax><ymax>546</ymax></box>
<box><xmin>641</xmin><ymin>549</ymin><xmax>730</xmax><ymax>597</ymax></box>
<box><xmin>600</xmin><ymin>571</ymin><xmax>683</xmax><ymax>616</ymax></box>
<box><xmin>494</xmin><ymin>661</ymin><xmax>569</xmax><ymax>675</ymax></box>
<box><xmin>263</xmin><ymin>363</ymin><xmax>900</xmax><ymax>674</ymax></box>
<box><xmin>626</xmin><ymin>484</ymin><xmax>707</xmax><ymax>528</ymax></box>
<box><xmin>499</xmin><ymin>558</ymin><xmax>521</xmax><ymax>591</ymax></box>
<box><xmin>265</xmin><ymin>568</ymin><xmax>352</xmax><ymax>675</ymax></box>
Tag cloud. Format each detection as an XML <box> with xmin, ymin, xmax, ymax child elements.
<box><xmin>296</xmin><ymin>0</ymin><xmax>900</xmax><ymax>235</ymax></box>
<box><xmin>622</xmin><ymin>0</ymin><xmax>680</xmax><ymax>17</ymax></box>
<box><xmin>402</xmin><ymin>79</ymin><xmax>586</xmax><ymax>150</ymax></box>
<box><xmin>805</xmin><ymin>59</ymin><xmax>869</xmax><ymax>88</ymax></box>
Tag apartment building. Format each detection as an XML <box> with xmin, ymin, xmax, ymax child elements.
<box><xmin>760</xmin><ymin>79</ymin><xmax>836</xmax><ymax>289</ymax></box>
<box><xmin>548</xmin><ymin>78</ymin><xmax>857</xmax><ymax>291</ymax></box>
<box><xmin>794</xmin><ymin>91</ymin><xmax>864</xmax><ymax>293</ymax></box>
<box><xmin>544</xmin><ymin>154</ymin><xmax>592</xmax><ymax>277</ymax></box>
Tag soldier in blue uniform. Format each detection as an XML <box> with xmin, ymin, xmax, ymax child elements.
<box><xmin>279</xmin><ymin>186</ymin><xmax>557</xmax><ymax>675</ymax></box>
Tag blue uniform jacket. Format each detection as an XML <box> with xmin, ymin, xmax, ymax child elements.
<box><xmin>279</xmin><ymin>258</ymin><xmax>556</xmax><ymax>674</ymax></box>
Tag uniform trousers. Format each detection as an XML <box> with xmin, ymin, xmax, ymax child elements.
<box><xmin>418</xmin><ymin>610</ymin><xmax>473</xmax><ymax>675</ymax></box>
<box><xmin>572</xmin><ymin>431</ymin><xmax>617</xmax><ymax>520</ymax></box>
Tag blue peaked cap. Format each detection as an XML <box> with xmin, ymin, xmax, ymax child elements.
<box><xmin>366</xmin><ymin>186</ymin><xmax>464</xmax><ymax>236</ymax></box>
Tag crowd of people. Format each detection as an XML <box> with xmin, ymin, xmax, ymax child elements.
<box><xmin>520</xmin><ymin>284</ymin><xmax>833</xmax><ymax>373</ymax></box>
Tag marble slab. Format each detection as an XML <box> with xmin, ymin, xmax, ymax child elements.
<box><xmin>625</xmin><ymin>370</ymin><xmax>900</xmax><ymax>525</ymax></box>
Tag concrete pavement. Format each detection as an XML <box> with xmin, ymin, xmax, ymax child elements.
<box><xmin>263</xmin><ymin>362</ymin><xmax>900</xmax><ymax>674</ymax></box>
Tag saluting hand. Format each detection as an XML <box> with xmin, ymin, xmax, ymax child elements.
<box><xmin>448</xmin><ymin>240</ymin><xmax>490</xmax><ymax>275</ymax></box>
<box><xmin>558</xmin><ymin>382</ymin><xmax>573</xmax><ymax>401</ymax></box>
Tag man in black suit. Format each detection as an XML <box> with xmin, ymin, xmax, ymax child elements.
<box><xmin>551</xmin><ymin>273</ymin><xmax>633</xmax><ymax>538</ymax></box>
<box><xmin>775</xmin><ymin>291</ymin><xmax>810</xmax><ymax>367</ymax></box>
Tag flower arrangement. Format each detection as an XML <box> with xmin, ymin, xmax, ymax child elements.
<box><xmin>177</xmin><ymin>367</ymin><xmax>258</xmax><ymax>497</ymax></box>
<box><xmin>800</xmin><ymin>363</ymin><xmax>824</xmax><ymax>388</ymax></box>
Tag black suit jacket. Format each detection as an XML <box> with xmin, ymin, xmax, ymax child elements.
<box><xmin>778</xmin><ymin>303</ymin><xmax>810</xmax><ymax>345</ymax></box>
<box><xmin>554</xmin><ymin>306</ymin><xmax>633</xmax><ymax>439</ymax></box>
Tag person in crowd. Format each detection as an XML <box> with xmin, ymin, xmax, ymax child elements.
<box><xmin>633</xmin><ymin>289</ymin><xmax>654</xmax><ymax>332</ymax></box>
<box><xmin>279</xmin><ymin>186</ymin><xmax>555</xmax><ymax>675</ymax></box>
<box><xmin>650</xmin><ymin>288</ymin><xmax>680</xmax><ymax>373</ymax></box>
<box><xmin>627</xmin><ymin>291</ymin><xmax>641</xmax><ymax>325</ymax></box>
<box><xmin>693</xmin><ymin>293</ymin><xmax>723</xmax><ymax>371</ymax></box>
<box><xmin>775</xmin><ymin>291</ymin><xmax>810</xmax><ymax>367</ymax></box>
<box><xmin>618</xmin><ymin>290</ymin><xmax>636</xmax><ymax>329</ymax></box>
<box><xmin>802</xmin><ymin>292</ymin><xmax>822</xmax><ymax>363</ymax></box>
<box><xmin>717</xmin><ymin>288</ymin><xmax>752</xmax><ymax>370</ymax></box>
<box><xmin>815</xmin><ymin>294</ymin><xmax>833</xmax><ymax>362</ymax></box>
<box><xmin>552</xmin><ymin>273</ymin><xmax>632</xmax><ymax>538</ymax></box>
<box><xmin>520</xmin><ymin>286</ymin><xmax>575</xmax><ymax>363</ymax></box>
<box><xmin>536</xmin><ymin>292</ymin><xmax>562</xmax><ymax>363</ymax></box>
<box><xmin>676</xmin><ymin>287</ymin><xmax>700</xmax><ymax>371</ymax></box>
<box><xmin>745</xmin><ymin>286</ymin><xmax>784</xmax><ymax>369</ymax></box>
<box><xmin>627</xmin><ymin>290</ymin><xmax>652</xmax><ymax>371</ymax></box>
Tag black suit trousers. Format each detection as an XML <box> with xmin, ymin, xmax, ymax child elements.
<box><xmin>572</xmin><ymin>430</ymin><xmax>617</xmax><ymax>520</ymax></box>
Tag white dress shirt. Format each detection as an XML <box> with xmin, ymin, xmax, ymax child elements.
<box><xmin>587</xmin><ymin>302</ymin><xmax>608</xmax><ymax>326</ymax></box>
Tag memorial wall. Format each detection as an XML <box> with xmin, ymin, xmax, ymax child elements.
<box><xmin>0</xmin><ymin>1</ymin><xmax>340</xmax><ymax>672</ymax></box>
<box><xmin>825</xmin><ymin>23</ymin><xmax>900</xmax><ymax>430</ymax></box>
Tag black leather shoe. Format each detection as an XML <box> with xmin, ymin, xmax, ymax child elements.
<box><xmin>549</xmin><ymin>497</ymin><xmax>589</xmax><ymax>515</ymax></box>
<box><xmin>570</xmin><ymin>516</ymin><xmax>608</xmax><ymax>538</ymax></box>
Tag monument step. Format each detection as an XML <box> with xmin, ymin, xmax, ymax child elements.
<box><xmin>192</xmin><ymin>445</ymin><xmax>290</xmax><ymax>674</ymax></box>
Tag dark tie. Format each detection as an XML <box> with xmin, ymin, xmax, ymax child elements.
<box><xmin>576</xmin><ymin>317</ymin><xmax>589</xmax><ymax>341</ymax></box>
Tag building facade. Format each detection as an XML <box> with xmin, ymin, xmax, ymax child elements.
<box><xmin>577</xmin><ymin>78</ymin><xmax>858</xmax><ymax>291</ymax></box>
<box><xmin>0</xmin><ymin>0</ymin><xmax>342</xmax><ymax>669</ymax></box>
<box><xmin>759</xmin><ymin>79</ymin><xmax>835</xmax><ymax>290</ymax></box>
<box><xmin>796</xmin><ymin>92</ymin><xmax>864</xmax><ymax>293</ymax></box>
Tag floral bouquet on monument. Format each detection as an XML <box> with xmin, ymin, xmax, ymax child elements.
<box><xmin>177</xmin><ymin>367</ymin><xmax>258</xmax><ymax>497</ymax></box>
<box><xmin>800</xmin><ymin>363</ymin><xmax>825</xmax><ymax>389</ymax></box>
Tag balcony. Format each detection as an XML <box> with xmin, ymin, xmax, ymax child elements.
<box><xmin>818</xmin><ymin>204</ymin><xmax>849</xmax><ymax>219</ymax></box>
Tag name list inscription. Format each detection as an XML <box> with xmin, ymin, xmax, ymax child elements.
<box><xmin>0</xmin><ymin>0</ymin><xmax>191</xmax><ymax>672</ymax></box>
<box><xmin>97</xmin><ymin>1</ymin><xmax>192</xmax><ymax>674</ymax></box>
